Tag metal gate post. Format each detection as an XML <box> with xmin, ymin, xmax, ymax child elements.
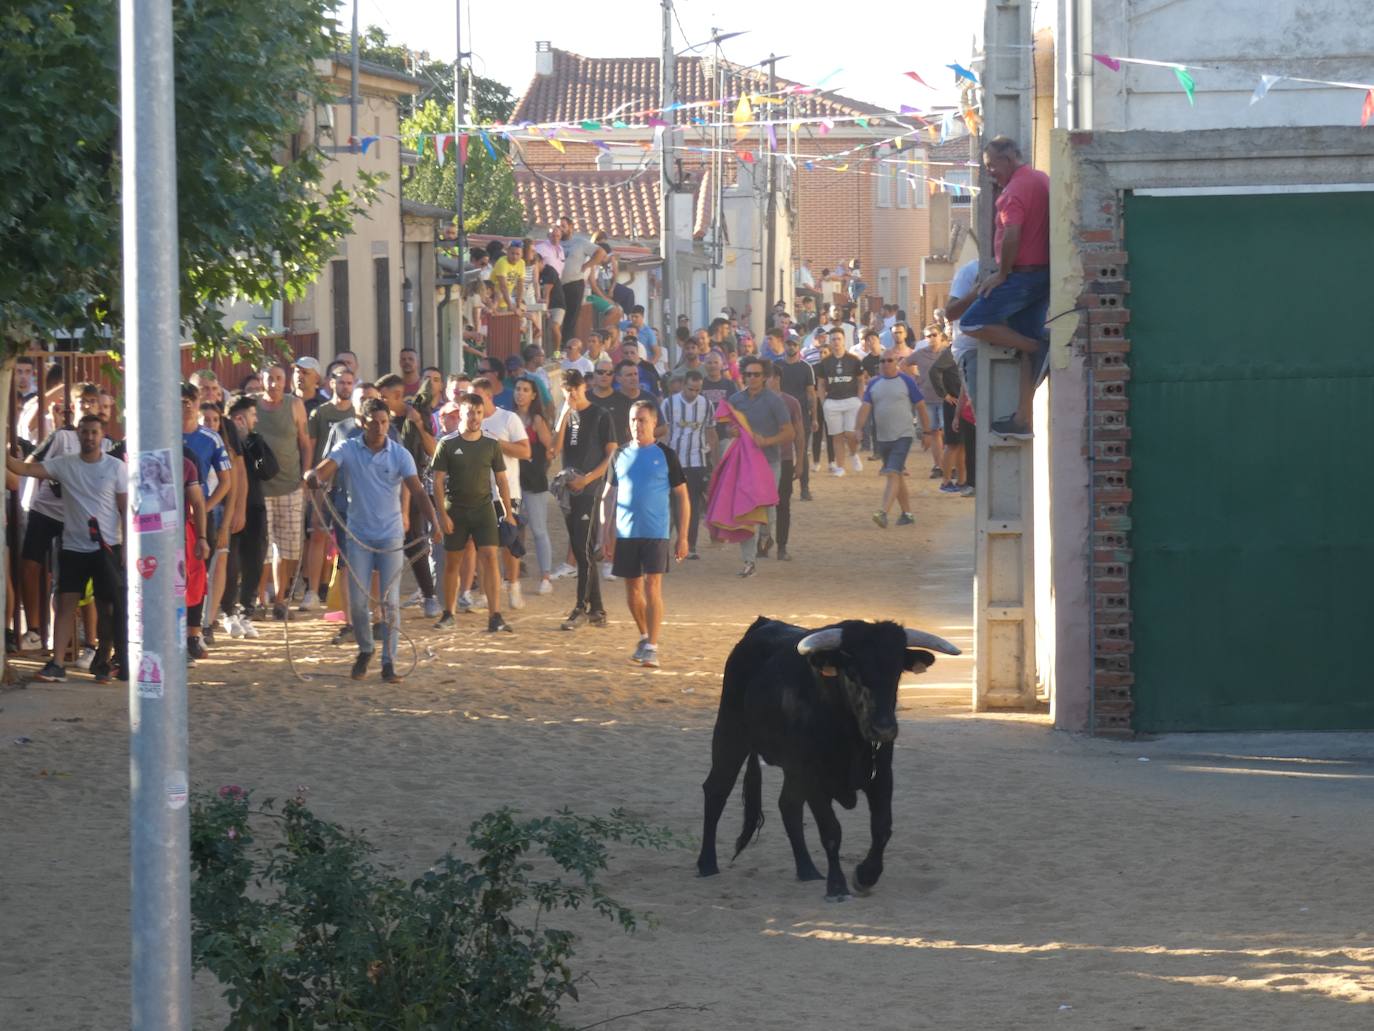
<box><xmin>972</xmin><ymin>0</ymin><xmax>1038</xmax><ymax>710</ymax></box>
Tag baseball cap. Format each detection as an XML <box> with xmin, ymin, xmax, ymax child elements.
<box><xmin>294</xmin><ymin>355</ymin><xmax>321</xmax><ymax>372</ymax></box>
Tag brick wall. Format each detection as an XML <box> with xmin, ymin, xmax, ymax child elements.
<box><xmin>1076</xmin><ymin>211</ymin><xmax>1134</xmax><ymax>736</ymax></box>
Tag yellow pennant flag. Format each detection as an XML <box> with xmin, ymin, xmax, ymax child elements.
<box><xmin>834</xmin><ymin>163</ymin><xmax>848</xmax><ymax>172</ymax></box>
<box><xmin>548</xmin><ymin>137</ymin><xmax>565</xmax><ymax>154</ymax></box>
<box><xmin>733</xmin><ymin>95</ymin><xmax>753</xmax><ymax>140</ymax></box>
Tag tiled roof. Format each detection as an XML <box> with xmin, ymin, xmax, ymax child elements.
<box><xmin>929</xmin><ymin>132</ymin><xmax>978</xmax><ymax>166</ymax></box>
<box><xmin>514</xmin><ymin>167</ymin><xmax>712</xmax><ymax>242</ymax></box>
<box><xmin>513</xmin><ymin>49</ymin><xmax>888</xmax><ymax>128</ymax></box>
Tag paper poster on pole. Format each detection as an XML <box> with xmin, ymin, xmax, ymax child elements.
<box><xmin>130</xmin><ymin>449</ymin><xmax>179</xmax><ymax>533</ymax></box>
<box><xmin>135</xmin><ymin>650</ymin><xmax>164</xmax><ymax>699</ymax></box>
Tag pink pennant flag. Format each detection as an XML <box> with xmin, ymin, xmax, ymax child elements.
<box><xmin>904</xmin><ymin>71</ymin><xmax>934</xmax><ymax>89</ymax></box>
<box><xmin>818</xmin><ymin>119</ymin><xmax>833</xmax><ymax>136</ymax></box>
<box><xmin>647</xmin><ymin>116</ymin><xmax>669</xmax><ymax>129</ymax></box>
<box><xmin>1364</xmin><ymin>90</ymin><xmax>1374</xmax><ymax>127</ymax></box>
<box><xmin>458</xmin><ymin>134</ymin><xmax>469</xmax><ymax>166</ymax></box>
<box><xmin>1092</xmin><ymin>54</ymin><xmax>1122</xmax><ymax>72</ymax></box>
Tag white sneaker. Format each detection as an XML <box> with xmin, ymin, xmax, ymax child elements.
<box><xmin>457</xmin><ymin>591</ymin><xmax>475</xmax><ymax>613</ymax></box>
<box><xmin>76</xmin><ymin>647</ymin><xmax>96</xmax><ymax>671</ymax></box>
<box><xmin>238</xmin><ymin>616</ymin><xmax>260</xmax><ymax>640</ymax></box>
<box><xmin>221</xmin><ymin>612</ymin><xmax>239</xmax><ymax>638</ymax></box>
<box><xmin>507</xmin><ymin>581</ymin><xmax>525</xmax><ymax>610</ymax></box>
<box><xmin>829</xmin><ymin>464</ymin><xmax>845</xmax><ymax>477</ymax></box>
<box><xmin>19</xmin><ymin>630</ymin><xmax>42</xmax><ymax>651</ymax></box>
<box><xmin>537</xmin><ymin>578</ymin><xmax>553</xmax><ymax>595</ymax></box>
<box><xmin>298</xmin><ymin>589</ymin><xmax>318</xmax><ymax>612</ymax></box>
<box><xmin>227</xmin><ymin>613</ymin><xmax>246</xmax><ymax>639</ymax></box>
<box><xmin>401</xmin><ymin>587</ymin><xmax>425</xmax><ymax>608</ymax></box>
<box><xmin>851</xmin><ymin>454</ymin><xmax>864</xmax><ymax>473</ymax></box>
<box><xmin>550</xmin><ymin>562</ymin><xmax>576</xmax><ymax>580</ymax></box>
<box><xmin>601</xmin><ymin>561</ymin><xmax>617</xmax><ymax>581</ymax></box>
<box><xmin>811</xmin><ymin>461</ymin><xmax>821</xmax><ymax>474</ymax></box>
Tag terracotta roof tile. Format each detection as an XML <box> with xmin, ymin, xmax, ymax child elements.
<box><xmin>514</xmin><ymin>168</ymin><xmax>712</xmax><ymax>241</ymax></box>
<box><xmin>514</xmin><ymin>49</ymin><xmax>888</xmax><ymax>128</ymax></box>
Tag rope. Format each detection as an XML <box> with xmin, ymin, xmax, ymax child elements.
<box><xmin>278</xmin><ymin>488</ymin><xmax>437</xmax><ymax>683</ymax></box>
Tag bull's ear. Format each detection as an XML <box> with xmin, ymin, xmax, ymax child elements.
<box><xmin>904</xmin><ymin>649</ymin><xmax>935</xmax><ymax>674</ymax></box>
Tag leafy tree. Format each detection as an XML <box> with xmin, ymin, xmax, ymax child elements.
<box><xmin>356</xmin><ymin>25</ymin><xmax>526</xmax><ymax>237</ymax></box>
<box><xmin>0</xmin><ymin>0</ymin><xmax>378</xmax><ymax>352</ymax></box>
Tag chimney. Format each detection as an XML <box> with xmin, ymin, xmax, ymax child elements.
<box><xmin>535</xmin><ymin>41</ymin><xmax>553</xmax><ymax>77</ymax></box>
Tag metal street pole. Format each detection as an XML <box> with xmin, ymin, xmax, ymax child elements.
<box><xmin>659</xmin><ymin>0</ymin><xmax>676</xmax><ymax>365</ymax></box>
<box><xmin>764</xmin><ymin>53</ymin><xmax>778</xmax><ymax>321</ymax></box>
<box><xmin>453</xmin><ymin>0</ymin><xmax>467</xmax><ymax>372</ymax></box>
<box><xmin>120</xmin><ymin>0</ymin><xmax>191</xmax><ymax>1024</ymax></box>
<box><xmin>350</xmin><ymin>0</ymin><xmax>360</xmax><ymax>152</ymax></box>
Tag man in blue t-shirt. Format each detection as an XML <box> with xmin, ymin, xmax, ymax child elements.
<box><xmin>305</xmin><ymin>397</ymin><xmax>441</xmax><ymax>683</ymax></box>
<box><xmin>605</xmin><ymin>399</ymin><xmax>688</xmax><ymax>668</ymax></box>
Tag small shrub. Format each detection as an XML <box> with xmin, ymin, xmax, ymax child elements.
<box><xmin>190</xmin><ymin>786</ymin><xmax>675</xmax><ymax>1029</ymax></box>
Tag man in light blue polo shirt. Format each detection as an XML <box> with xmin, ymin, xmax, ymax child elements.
<box><xmin>606</xmin><ymin>400</ymin><xmax>689</xmax><ymax>668</ymax></box>
<box><xmin>856</xmin><ymin>355</ymin><xmax>928</xmax><ymax>528</ymax></box>
<box><xmin>305</xmin><ymin>397</ymin><xmax>441</xmax><ymax>683</ymax></box>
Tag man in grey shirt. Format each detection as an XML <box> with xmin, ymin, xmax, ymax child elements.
<box><xmin>721</xmin><ymin>356</ymin><xmax>795</xmax><ymax>577</ymax></box>
<box><xmin>856</xmin><ymin>355</ymin><xmax>928</xmax><ymax>528</ymax></box>
<box><xmin>557</xmin><ymin>216</ymin><xmax>609</xmax><ymax>345</ymax></box>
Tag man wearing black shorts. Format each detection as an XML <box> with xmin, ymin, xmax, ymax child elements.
<box><xmin>606</xmin><ymin>400</ymin><xmax>689</xmax><ymax>668</ymax></box>
<box><xmin>7</xmin><ymin>414</ymin><xmax>128</xmax><ymax>682</ymax></box>
<box><xmin>431</xmin><ymin>394</ymin><xmax>515</xmax><ymax>633</ymax></box>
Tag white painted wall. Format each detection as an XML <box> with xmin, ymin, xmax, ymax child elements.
<box><xmin>1087</xmin><ymin>0</ymin><xmax>1374</xmax><ymax>131</ymax></box>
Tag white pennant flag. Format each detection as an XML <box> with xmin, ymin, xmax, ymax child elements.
<box><xmin>436</xmin><ymin>134</ymin><xmax>449</xmax><ymax>166</ymax></box>
<box><xmin>1250</xmin><ymin>74</ymin><xmax>1282</xmax><ymax>105</ymax></box>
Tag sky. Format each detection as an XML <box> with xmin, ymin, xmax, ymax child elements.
<box><xmin>350</xmin><ymin>0</ymin><xmax>986</xmax><ymax>115</ymax></box>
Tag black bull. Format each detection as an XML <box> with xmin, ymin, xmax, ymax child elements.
<box><xmin>696</xmin><ymin>617</ymin><xmax>960</xmax><ymax>900</ymax></box>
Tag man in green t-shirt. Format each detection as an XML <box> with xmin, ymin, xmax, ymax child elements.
<box><xmin>431</xmin><ymin>394</ymin><xmax>515</xmax><ymax>633</ymax></box>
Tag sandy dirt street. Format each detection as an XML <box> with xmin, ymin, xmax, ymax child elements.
<box><xmin>2</xmin><ymin>455</ymin><xmax>1373</xmax><ymax>1029</ymax></box>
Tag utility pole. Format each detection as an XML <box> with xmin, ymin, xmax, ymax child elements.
<box><xmin>659</xmin><ymin>0</ymin><xmax>676</xmax><ymax>364</ymax></box>
<box><xmin>350</xmin><ymin>0</ymin><xmax>360</xmax><ymax>152</ymax></box>
<box><xmin>452</xmin><ymin>0</ymin><xmax>467</xmax><ymax>372</ymax></box>
<box><xmin>120</xmin><ymin>0</ymin><xmax>191</xmax><ymax>1024</ymax></box>
<box><xmin>764</xmin><ymin>53</ymin><xmax>778</xmax><ymax>322</ymax></box>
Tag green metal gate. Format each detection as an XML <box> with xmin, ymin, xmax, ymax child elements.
<box><xmin>1126</xmin><ymin>190</ymin><xmax>1374</xmax><ymax>732</ymax></box>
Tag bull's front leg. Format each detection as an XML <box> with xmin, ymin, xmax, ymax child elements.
<box><xmin>806</xmin><ymin>793</ymin><xmax>850</xmax><ymax>901</ymax></box>
<box><xmin>854</xmin><ymin>742</ymin><xmax>893</xmax><ymax>891</ymax></box>
<box><xmin>697</xmin><ymin>725</ymin><xmax>750</xmax><ymax>877</ymax></box>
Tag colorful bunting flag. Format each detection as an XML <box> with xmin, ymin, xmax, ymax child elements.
<box><xmin>737</xmin><ymin>149</ymin><xmax>755</xmax><ymax>164</ymax></box>
<box><xmin>1173</xmin><ymin>66</ymin><xmax>1196</xmax><ymax>106</ymax></box>
<box><xmin>648</xmin><ymin>116</ymin><xmax>668</xmax><ymax>129</ymax></box>
<box><xmin>458</xmin><ymin>134</ymin><xmax>468</xmax><ymax>166</ymax></box>
<box><xmin>478</xmin><ymin>129</ymin><xmax>498</xmax><ymax>160</ymax></box>
<box><xmin>815</xmin><ymin>67</ymin><xmax>843</xmax><ymax>87</ymax></box>
<box><xmin>580</xmin><ymin>120</ymin><xmax>601</xmax><ymax>130</ymax></box>
<box><xmin>612</xmin><ymin>120</ymin><xmax>628</xmax><ymax>129</ymax></box>
<box><xmin>733</xmin><ymin>95</ymin><xmax>753</xmax><ymax>140</ymax></box>
<box><xmin>548</xmin><ymin>137</ymin><xmax>565</xmax><ymax>154</ymax></box>
<box><xmin>899</xmin><ymin>104</ymin><xmax>922</xmax><ymax>116</ymax></box>
<box><xmin>435</xmin><ymin>133</ymin><xmax>447</xmax><ymax>167</ymax></box>
<box><xmin>1364</xmin><ymin>89</ymin><xmax>1374</xmax><ymax>127</ymax></box>
<box><xmin>360</xmin><ymin>135</ymin><xmax>379</xmax><ymax>154</ymax></box>
<box><xmin>767</xmin><ymin>123</ymin><xmax>778</xmax><ymax>151</ymax></box>
<box><xmin>804</xmin><ymin>160</ymin><xmax>814</xmax><ymax>171</ymax></box>
<box><xmin>904</xmin><ymin>71</ymin><xmax>934</xmax><ymax>89</ymax></box>
<box><xmin>416</xmin><ymin>136</ymin><xmax>426</xmax><ymax>158</ymax></box>
<box><xmin>1092</xmin><ymin>54</ymin><xmax>1121</xmax><ymax>72</ymax></box>
<box><xmin>947</xmin><ymin>63</ymin><xmax>978</xmax><ymax>84</ymax></box>
<box><xmin>856</xmin><ymin>117</ymin><xmax>869</xmax><ymax>128</ymax></box>
<box><xmin>1250</xmin><ymin>74</ymin><xmax>1282</xmax><ymax>105</ymax></box>
<box><xmin>818</xmin><ymin>119</ymin><xmax>833</xmax><ymax>136</ymax></box>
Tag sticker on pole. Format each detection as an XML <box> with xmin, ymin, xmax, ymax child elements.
<box><xmin>130</xmin><ymin>449</ymin><xmax>179</xmax><ymax>533</ymax></box>
<box><xmin>166</xmin><ymin>773</ymin><xmax>188</xmax><ymax>810</ymax></box>
<box><xmin>135</xmin><ymin>650</ymin><xmax>165</xmax><ymax>699</ymax></box>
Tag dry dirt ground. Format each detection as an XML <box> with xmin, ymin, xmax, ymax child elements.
<box><xmin>2</xmin><ymin>457</ymin><xmax>1373</xmax><ymax>1029</ymax></box>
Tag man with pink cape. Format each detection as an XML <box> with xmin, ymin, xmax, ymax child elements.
<box><xmin>706</xmin><ymin>356</ymin><xmax>795</xmax><ymax>577</ymax></box>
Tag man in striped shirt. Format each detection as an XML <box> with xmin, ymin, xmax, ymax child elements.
<box><xmin>660</xmin><ymin>370</ymin><xmax>715</xmax><ymax>560</ymax></box>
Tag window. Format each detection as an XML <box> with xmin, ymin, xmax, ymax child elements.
<box><xmin>897</xmin><ymin>164</ymin><xmax>911</xmax><ymax>208</ymax></box>
<box><xmin>912</xmin><ymin>154</ymin><xmax>928</xmax><ymax>209</ymax></box>
<box><xmin>374</xmin><ymin>258</ymin><xmax>391</xmax><ymax>376</ymax></box>
<box><xmin>330</xmin><ymin>260</ymin><xmax>349</xmax><ymax>355</ymax></box>
<box><xmin>877</xmin><ymin>269</ymin><xmax>892</xmax><ymax>304</ymax></box>
<box><xmin>876</xmin><ymin>145</ymin><xmax>892</xmax><ymax>208</ymax></box>
<box><xmin>897</xmin><ymin>269</ymin><xmax>909</xmax><ymax>312</ymax></box>
<box><xmin>946</xmin><ymin>169</ymin><xmax>973</xmax><ymax>205</ymax></box>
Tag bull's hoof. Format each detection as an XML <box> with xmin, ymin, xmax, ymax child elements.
<box><xmin>855</xmin><ymin>860</ymin><xmax>882</xmax><ymax>890</ymax></box>
<box><xmin>796</xmin><ymin>868</ymin><xmax>824</xmax><ymax>882</ymax></box>
<box><xmin>824</xmin><ymin>892</ymin><xmax>852</xmax><ymax>903</ymax></box>
<box><xmin>697</xmin><ymin>861</ymin><xmax>720</xmax><ymax>878</ymax></box>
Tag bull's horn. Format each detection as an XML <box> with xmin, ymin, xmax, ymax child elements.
<box><xmin>905</xmin><ymin>628</ymin><xmax>961</xmax><ymax>655</ymax></box>
<box><xmin>796</xmin><ymin>628</ymin><xmax>844</xmax><ymax>655</ymax></box>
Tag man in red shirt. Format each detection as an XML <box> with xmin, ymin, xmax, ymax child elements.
<box><xmin>959</xmin><ymin>135</ymin><xmax>1050</xmax><ymax>438</ymax></box>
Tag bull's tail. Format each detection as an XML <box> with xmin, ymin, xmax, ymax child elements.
<box><xmin>731</xmin><ymin>752</ymin><xmax>764</xmax><ymax>860</ymax></box>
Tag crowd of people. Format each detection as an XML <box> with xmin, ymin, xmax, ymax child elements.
<box><xmin>6</xmin><ymin>132</ymin><xmax>1047</xmax><ymax>685</ymax></box>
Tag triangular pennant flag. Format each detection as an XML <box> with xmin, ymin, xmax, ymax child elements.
<box><xmin>899</xmin><ymin>104</ymin><xmax>922</xmax><ymax>116</ymax></box>
<box><xmin>580</xmin><ymin>120</ymin><xmax>601</xmax><ymax>130</ymax></box>
<box><xmin>893</xmin><ymin>136</ymin><xmax>904</xmax><ymax>151</ymax></box>
<box><xmin>435</xmin><ymin>134</ymin><xmax>446</xmax><ymax>167</ymax></box>
<box><xmin>815</xmin><ymin>67</ymin><xmax>842</xmax><ymax>87</ymax></box>
<box><xmin>818</xmin><ymin>119</ymin><xmax>833</xmax><ymax>136</ymax></box>
<box><xmin>1363</xmin><ymin>89</ymin><xmax>1374</xmax><ymax>127</ymax></box>
<box><xmin>478</xmin><ymin>129</ymin><xmax>498</xmax><ymax>160</ymax></box>
<box><xmin>784</xmin><ymin>154</ymin><xmax>796</xmax><ymax>170</ymax></box>
<box><xmin>416</xmin><ymin>135</ymin><xmax>426</xmax><ymax>158</ymax></box>
<box><xmin>947</xmin><ymin>63</ymin><xmax>978</xmax><ymax>84</ymax></box>
<box><xmin>458</xmin><ymin>133</ymin><xmax>469</xmax><ymax>166</ymax></box>
<box><xmin>856</xmin><ymin>117</ymin><xmax>869</xmax><ymax>128</ymax></box>
<box><xmin>1173</xmin><ymin>66</ymin><xmax>1196</xmax><ymax>106</ymax></box>
<box><xmin>594</xmin><ymin>139</ymin><xmax>610</xmax><ymax>151</ymax></box>
<box><xmin>548</xmin><ymin>137</ymin><xmax>565</xmax><ymax>154</ymax></box>
<box><xmin>1092</xmin><ymin>54</ymin><xmax>1121</xmax><ymax>72</ymax></box>
<box><xmin>804</xmin><ymin>160</ymin><xmax>814</xmax><ymax>171</ymax></box>
<box><xmin>360</xmin><ymin>135</ymin><xmax>379</xmax><ymax>154</ymax></box>
<box><xmin>612</xmin><ymin>119</ymin><xmax>628</xmax><ymax>129</ymax></box>
<box><xmin>647</xmin><ymin>116</ymin><xmax>668</xmax><ymax>129</ymax></box>
<box><xmin>927</xmin><ymin>124</ymin><xmax>940</xmax><ymax>141</ymax></box>
<box><xmin>737</xmin><ymin>149</ymin><xmax>755</xmax><ymax>164</ymax></box>
<box><xmin>733</xmin><ymin>95</ymin><xmax>753</xmax><ymax>140</ymax></box>
<box><xmin>834</xmin><ymin>163</ymin><xmax>848</xmax><ymax>172</ymax></box>
<box><xmin>904</xmin><ymin>71</ymin><xmax>934</xmax><ymax>89</ymax></box>
<box><xmin>928</xmin><ymin>179</ymin><xmax>939</xmax><ymax>197</ymax></box>
<box><xmin>767</xmin><ymin>123</ymin><xmax>778</xmax><ymax>151</ymax></box>
<box><xmin>1250</xmin><ymin>74</ymin><xmax>1282</xmax><ymax>105</ymax></box>
<box><xmin>940</xmin><ymin>111</ymin><xmax>955</xmax><ymax>142</ymax></box>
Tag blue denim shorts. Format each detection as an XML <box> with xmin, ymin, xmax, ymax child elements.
<box><xmin>926</xmin><ymin>404</ymin><xmax>943</xmax><ymax>432</ymax></box>
<box><xmin>877</xmin><ymin>436</ymin><xmax>913</xmax><ymax>475</ymax></box>
<box><xmin>961</xmin><ymin>268</ymin><xmax>1051</xmax><ymax>376</ymax></box>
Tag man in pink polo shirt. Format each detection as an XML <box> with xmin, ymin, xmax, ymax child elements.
<box><xmin>959</xmin><ymin>135</ymin><xmax>1050</xmax><ymax>438</ymax></box>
